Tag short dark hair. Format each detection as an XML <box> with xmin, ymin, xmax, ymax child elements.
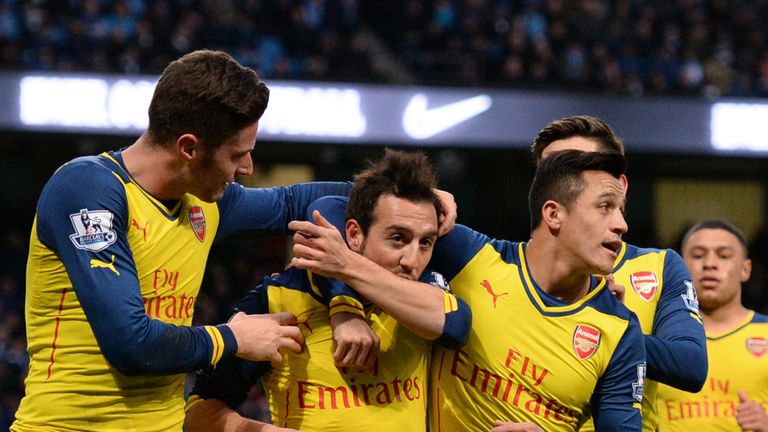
<box><xmin>682</xmin><ymin>219</ymin><xmax>749</xmax><ymax>256</ymax></box>
<box><xmin>529</xmin><ymin>150</ymin><xmax>627</xmax><ymax>231</ymax></box>
<box><xmin>532</xmin><ymin>115</ymin><xmax>625</xmax><ymax>162</ymax></box>
<box><xmin>147</xmin><ymin>50</ymin><xmax>270</xmax><ymax>149</ymax></box>
<box><xmin>346</xmin><ymin>149</ymin><xmax>441</xmax><ymax>234</ymax></box>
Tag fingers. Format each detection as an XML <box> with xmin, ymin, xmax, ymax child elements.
<box><xmin>434</xmin><ymin>188</ymin><xmax>457</xmax><ymax>236</ymax></box>
<box><xmin>274</xmin><ymin>311</ymin><xmax>298</xmax><ymax>326</ymax></box>
<box><xmin>739</xmin><ymin>390</ymin><xmax>749</xmax><ymax>403</ymax></box>
<box><xmin>312</xmin><ymin>209</ymin><xmax>334</xmax><ymax>228</ymax></box>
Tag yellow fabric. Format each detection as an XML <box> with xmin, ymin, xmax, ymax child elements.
<box><xmin>13</xmin><ymin>165</ymin><xmax>220</xmax><ymax>432</ymax></box>
<box><xmin>657</xmin><ymin>312</ymin><xmax>768</xmax><ymax>431</ymax></box>
<box><xmin>263</xmin><ymin>282</ymin><xmax>431</xmax><ymax>431</ymax></box>
<box><xmin>431</xmin><ymin>243</ymin><xmax>636</xmax><ymax>432</ymax></box>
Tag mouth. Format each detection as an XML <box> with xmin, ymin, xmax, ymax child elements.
<box><xmin>396</xmin><ymin>272</ymin><xmax>417</xmax><ymax>281</ymax></box>
<box><xmin>698</xmin><ymin>277</ymin><xmax>720</xmax><ymax>288</ymax></box>
<box><xmin>602</xmin><ymin>240</ymin><xmax>622</xmax><ymax>257</ymax></box>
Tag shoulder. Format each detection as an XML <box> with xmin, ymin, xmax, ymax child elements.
<box><xmin>752</xmin><ymin>311</ymin><xmax>768</xmax><ymax>324</ymax></box>
<box><xmin>587</xmin><ymin>286</ymin><xmax>636</xmax><ymax>322</ymax></box>
<box><xmin>45</xmin><ymin>154</ymin><xmax>127</xmax><ymax>193</ymax></box>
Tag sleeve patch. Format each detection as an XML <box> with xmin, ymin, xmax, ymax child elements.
<box><xmin>69</xmin><ymin>208</ymin><xmax>117</xmax><ymax>252</ymax></box>
<box><xmin>681</xmin><ymin>280</ymin><xmax>702</xmax><ymax>316</ymax></box>
<box><xmin>632</xmin><ymin>362</ymin><xmax>646</xmax><ymax>403</ymax></box>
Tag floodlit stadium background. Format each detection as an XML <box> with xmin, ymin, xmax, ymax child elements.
<box><xmin>2</xmin><ymin>0</ymin><xmax>768</xmax><ymax>427</ymax></box>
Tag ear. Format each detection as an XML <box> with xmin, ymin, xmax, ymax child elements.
<box><xmin>345</xmin><ymin>219</ymin><xmax>364</xmax><ymax>253</ymax></box>
<box><xmin>177</xmin><ymin>134</ymin><xmax>200</xmax><ymax>161</ymax></box>
<box><xmin>741</xmin><ymin>258</ymin><xmax>752</xmax><ymax>283</ymax></box>
<box><xmin>541</xmin><ymin>200</ymin><xmax>563</xmax><ymax>230</ymax></box>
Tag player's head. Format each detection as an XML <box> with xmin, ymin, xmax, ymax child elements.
<box><xmin>345</xmin><ymin>149</ymin><xmax>442</xmax><ymax>281</ymax></box>
<box><xmin>147</xmin><ymin>50</ymin><xmax>269</xmax><ymax>149</ymax></box>
<box><xmin>681</xmin><ymin>219</ymin><xmax>751</xmax><ymax>313</ymax></box>
<box><xmin>532</xmin><ymin>115</ymin><xmax>625</xmax><ymax>160</ymax></box>
<box><xmin>533</xmin><ymin>115</ymin><xmax>628</xmax><ymax>191</ymax></box>
<box><xmin>148</xmin><ymin>50</ymin><xmax>270</xmax><ymax>202</ymax></box>
<box><xmin>529</xmin><ymin>150</ymin><xmax>627</xmax><ymax>274</ymax></box>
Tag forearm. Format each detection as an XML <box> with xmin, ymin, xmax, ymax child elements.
<box><xmin>645</xmin><ymin>334</ymin><xmax>707</xmax><ymax>391</ymax></box>
<box><xmin>340</xmin><ymin>252</ymin><xmax>445</xmax><ymax>340</ymax></box>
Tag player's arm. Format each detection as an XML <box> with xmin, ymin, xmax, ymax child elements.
<box><xmin>185</xmin><ymin>285</ymin><xmax>296</xmax><ymax>432</ymax></box>
<box><xmin>289</xmin><ymin>207</ymin><xmax>473</xmax><ymax>344</ymax></box>
<box><xmin>40</xmin><ymin>161</ymin><xmax>298</xmax><ymax>374</ymax></box>
<box><xmin>214</xmin><ymin>181</ymin><xmax>353</xmax><ymax>240</ymax></box>
<box><xmin>645</xmin><ymin>250</ymin><xmax>707</xmax><ymax>391</ymax></box>
<box><xmin>591</xmin><ymin>313</ymin><xmax>645</xmax><ymax>431</ymax></box>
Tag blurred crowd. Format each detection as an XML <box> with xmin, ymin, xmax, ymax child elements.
<box><xmin>2</xmin><ymin>0</ymin><xmax>768</xmax><ymax>97</ymax></box>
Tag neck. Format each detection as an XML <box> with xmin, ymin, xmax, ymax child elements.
<box><xmin>121</xmin><ymin>135</ymin><xmax>186</xmax><ymax>200</ymax></box>
<box><xmin>700</xmin><ymin>297</ymin><xmax>750</xmax><ymax>335</ymax></box>
<box><xmin>525</xmin><ymin>238</ymin><xmax>591</xmax><ymax>304</ymax></box>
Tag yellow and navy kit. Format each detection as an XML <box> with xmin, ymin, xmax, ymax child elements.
<box><xmin>188</xmin><ymin>266</ymin><xmax>471</xmax><ymax>431</ymax></box>
<box><xmin>583</xmin><ymin>243</ymin><xmax>706</xmax><ymax>432</ymax></box>
<box><xmin>428</xmin><ymin>225</ymin><xmax>646</xmax><ymax>432</ymax></box>
<box><xmin>12</xmin><ymin>150</ymin><xmax>350</xmax><ymax>432</ymax></box>
<box><xmin>657</xmin><ymin>311</ymin><xmax>768</xmax><ymax>431</ymax></box>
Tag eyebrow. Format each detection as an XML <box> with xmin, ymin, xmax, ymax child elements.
<box><xmin>384</xmin><ymin>224</ymin><xmax>439</xmax><ymax>238</ymax></box>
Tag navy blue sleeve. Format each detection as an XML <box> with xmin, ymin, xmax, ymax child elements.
<box><xmin>592</xmin><ymin>313</ymin><xmax>645</xmax><ymax>431</ymax></box>
<box><xmin>37</xmin><ymin>159</ymin><xmax>235</xmax><ymax>375</ymax></box>
<box><xmin>430</xmin><ymin>224</ymin><xmax>502</xmax><ymax>281</ymax></box>
<box><xmin>646</xmin><ymin>250</ymin><xmax>707</xmax><ymax>391</ymax></box>
<box><xmin>215</xmin><ymin>182</ymin><xmax>352</xmax><ymax>240</ymax></box>
<box><xmin>191</xmin><ymin>284</ymin><xmax>271</xmax><ymax>408</ymax></box>
<box><xmin>303</xmin><ymin>196</ymin><xmax>363</xmax><ymax>304</ymax></box>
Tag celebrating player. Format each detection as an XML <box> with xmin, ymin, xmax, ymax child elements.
<box><xmin>185</xmin><ymin>149</ymin><xmax>470</xmax><ymax>431</ymax></box>
<box><xmin>532</xmin><ymin>115</ymin><xmax>707</xmax><ymax>432</ymax></box>
<box><xmin>657</xmin><ymin>219</ymin><xmax>768</xmax><ymax>431</ymax></box>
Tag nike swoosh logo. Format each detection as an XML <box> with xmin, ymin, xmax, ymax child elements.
<box><xmin>402</xmin><ymin>94</ymin><xmax>492</xmax><ymax>139</ymax></box>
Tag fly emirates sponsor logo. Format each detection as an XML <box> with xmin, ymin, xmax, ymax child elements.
<box><xmin>664</xmin><ymin>377</ymin><xmax>766</xmax><ymax>421</ymax></box>
<box><xmin>449</xmin><ymin>348</ymin><xmax>580</xmax><ymax>424</ymax></box>
<box><xmin>296</xmin><ymin>373</ymin><xmax>423</xmax><ymax>410</ymax></box>
<box><xmin>141</xmin><ymin>267</ymin><xmax>195</xmax><ymax>320</ymax></box>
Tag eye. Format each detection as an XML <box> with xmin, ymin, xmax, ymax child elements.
<box><xmin>420</xmin><ymin>238</ymin><xmax>435</xmax><ymax>249</ymax></box>
<box><xmin>390</xmin><ymin>234</ymin><xmax>404</xmax><ymax>244</ymax></box>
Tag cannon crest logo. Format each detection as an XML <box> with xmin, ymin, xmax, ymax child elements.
<box><xmin>573</xmin><ymin>325</ymin><xmax>601</xmax><ymax>360</ymax></box>
<box><xmin>188</xmin><ymin>206</ymin><xmax>206</xmax><ymax>242</ymax></box>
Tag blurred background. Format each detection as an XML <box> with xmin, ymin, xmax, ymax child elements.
<box><xmin>2</xmin><ymin>0</ymin><xmax>768</xmax><ymax>428</ymax></box>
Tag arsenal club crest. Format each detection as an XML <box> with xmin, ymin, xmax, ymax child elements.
<box><xmin>573</xmin><ymin>325</ymin><xmax>601</xmax><ymax>360</ymax></box>
<box><xmin>630</xmin><ymin>271</ymin><xmax>658</xmax><ymax>302</ymax></box>
<box><xmin>188</xmin><ymin>206</ymin><xmax>206</xmax><ymax>242</ymax></box>
<box><xmin>746</xmin><ymin>337</ymin><xmax>767</xmax><ymax>358</ymax></box>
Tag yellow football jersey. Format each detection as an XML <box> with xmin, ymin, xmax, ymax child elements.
<box><xmin>189</xmin><ymin>269</ymin><xmax>432</xmax><ymax>430</ymax></box>
<box><xmin>657</xmin><ymin>311</ymin><xmax>768</xmax><ymax>431</ymax></box>
<box><xmin>429</xmin><ymin>226</ymin><xmax>645</xmax><ymax>432</ymax></box>
<box><xmin>13</xmin><ymin>151</ymin><xmax>350</xmax><ymax>431</ymax></box>
<box><xmin>581</xmin><ymin>242</ymin><xmax>706</xmax><ymax>432</ymax></box>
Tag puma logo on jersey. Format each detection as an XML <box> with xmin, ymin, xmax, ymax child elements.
<box><xmin>481</xmin><ymin>279</ymin><xmax>508</xmax><ymax>309</ymax></box>
<box><xmin>90</xmin><ymin>255</ymin><xmax>120</xmax><ymax>276</ymax></box>
<box><xmin>131</xmin><ymin>218</ymin><xmax>149</xmax><ymax>241</ymax></box>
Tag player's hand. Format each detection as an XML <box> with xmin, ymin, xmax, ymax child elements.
<box><xmin>605</xmin><ymin>274</ymin><xmax>625</xmax><ymax>303</ymax></box>
<box><xmin>736</xmin><ymin>390</ymin><xmax>768</xmax><ymax>431</ymax></box>
<box><xmin>434</xmin><ymin>188</ymin><xmax>457</xmax><ymax>236</ymax></box>
<box><xmin>227</xmin><ymin>311</ymin><xmax>304</xmax><ymax>364</ymax></box>
<box><xmin>330</xmin><ymin>312</ymin><xmax>380</xmax><ymax>371</ymax></box>
<box><xmin>289</xmin><ymin>210</ymin><xmax>354</xmax><ymax>279</ymax></box>
<box><xmin>489</xmin><ymin>420</ymin><xmax>545</xmax><ymax>431</ymax></box>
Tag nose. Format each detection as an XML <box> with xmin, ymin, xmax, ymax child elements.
<box><xmin>237</xmin><ymin>153</ymin><xmax>254</xmax><ymax>177</ymax></box>
<box><xmin>702</xmin><ymin>252</ymin><xmax>718</xmax><ymax>269</ymax></box>
<box><xmin>399</xmin><ymin>244</ymin><xmax>422</xmax><ymax>278</ymax></box>
<box><xmin>612</xmin><ymin>209</ymin><xmax>628</xmax><ymax>236</ymax></box>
